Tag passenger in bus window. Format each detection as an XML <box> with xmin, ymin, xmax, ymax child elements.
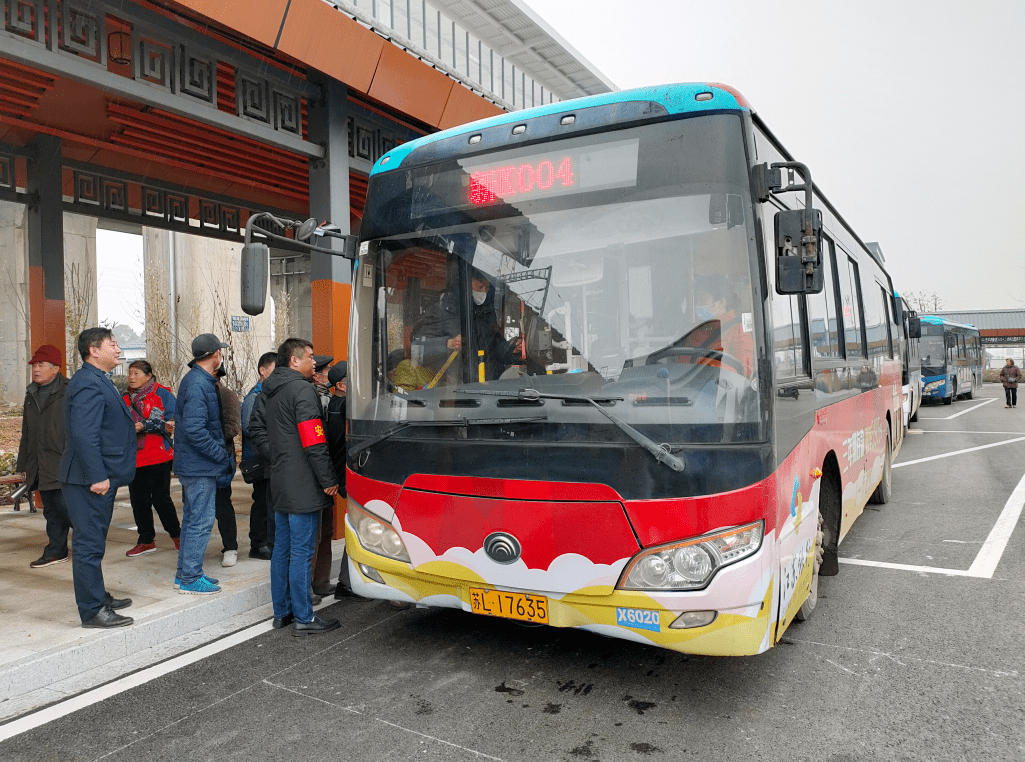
<box><xmin>410</xmin><ymin>268</ymin><xmax>524</xmax><ymax>384</ymax></box>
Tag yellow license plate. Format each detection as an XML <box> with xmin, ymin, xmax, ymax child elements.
<box><xmin>469</xmin><ymin>588</ymin><xmax>549</xmax><ymax>624</ymax></box>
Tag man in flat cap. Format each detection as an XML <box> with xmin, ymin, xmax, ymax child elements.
<box><xmin>18</xmin><ymin>344</ymin><xmax>72</xmax><ymax>569</ymax></box>
<box><xmin>174</xmin><ymin>333</ymin><xmax>232</xmax><ymax>595</ymax></box>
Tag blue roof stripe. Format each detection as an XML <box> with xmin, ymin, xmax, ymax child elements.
<box><xmin>370</xmin><ymin>83</ymin><xmax>747</xmax><ymax>177</ymax></box>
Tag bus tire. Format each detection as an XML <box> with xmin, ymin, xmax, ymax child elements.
<box><xmin>944</xmin><ymin>380</ymin><xmax>955</xmax><ymax>405</ymax></box>
<box><xmin>965</xmin><ymin>384</ymin><xmax>973</xmax><ymax>400</ymax></box>
<box><xmin>869</xmin><ymin>428</ymin><xmax>892</xmax><ymax>505</ymax></box>
<box><xmin>795</xmin><ymin>512</ymin><xmax>823</xmax><ymax>622</ymax></box>
<box><xmin>818</xmin><ymin>459</ymin><xmax>842</xmax><ymax>577</ymax></box>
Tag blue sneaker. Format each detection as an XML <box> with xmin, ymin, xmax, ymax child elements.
<box><xmin>174</xmin><ymin>575</ymin><xmax>219</xmax><ymax>588</ymax></box>
<box><xmin>179</xmin><ymin>577</ymin><xmax>221</xmax><ymax>595</ymax></box>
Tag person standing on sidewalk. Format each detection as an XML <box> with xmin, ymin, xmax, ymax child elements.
<box><xmin>214</xmin><ymin>365</ymin><xmax>240</xmax><ymax>568</ymax></box>
<box><xmin>250</xmin><ymin>338</ymin><xmax>340</xmax><ymax>636</ymax></box>
<box><xmin>242</xmin><ymin>351</ymin><xmax>276</xmax><ymax>560</ymax></box>
<box><xmin>58</xmin><ymin>328</ymin><xmax>136</xmax><ymax>628</ymax></box>
<box><xmin>1000</xmin><ymin>358</ymin><xmax>1021</xmax><ymax>408</ymax></box>
<box><xmin>123</xmin><ymin>360</ymin><xmax>181</xmax><ymax>557</ymax></box>
<box><xmin>310</xmin><ymin>354</ymin><xmax>334</xmax><ymax>602</ymax></box>
<box><xmin>173</xmin><ymin>333</ymin><xmax>232</xmax><ymax>595</ymax></box>
<box><xmin>18</xmin><ymin>344</ymin><xmax>72</xmax><ymax>569</ymax></box>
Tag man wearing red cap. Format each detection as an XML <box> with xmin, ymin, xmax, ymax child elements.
<box><xmin>17</xmin><ymin>344</ymin><xmax>72</xmax><ymax>568</ymax></box>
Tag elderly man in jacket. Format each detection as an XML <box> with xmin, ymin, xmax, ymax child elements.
<box><xmin>174</xmin><ymin>333</ymin><xmax>232</xmax><ymax>595</ymax></box>
<box><xmin>17</xmin><ymin>345</ymin><xmax>72</xmax><ymax>568</ymax></box>
<box><xmin>249</xmin><ymin>337</ymin><xmax>340</xmax><ymax>636</ymax></box>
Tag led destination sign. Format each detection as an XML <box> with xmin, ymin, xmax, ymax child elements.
<box><xmin>465</xmin><ymin>139</ymin><xmax>639</xmax><ymax>206</ymax></box>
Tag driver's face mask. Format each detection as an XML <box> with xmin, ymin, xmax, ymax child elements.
<box><xmin>472</xmin><ymin>287</ymin><xmax>489</xmax><ymax>306</ymax></box>
<box><xmin>695</xmin><ymin>304</ymin><xmax>713</xmax><ymax>321</ymax></box>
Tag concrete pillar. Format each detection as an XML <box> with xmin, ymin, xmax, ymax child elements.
<box><xmin>142</xmin><ymin>228</ymin><xmax>274</xmax><ymax>396</ymax></box>
<box><xmin>0</xmin><ymin>201</ymin><xmax>29</xmax><ymax>404</ymax></box>
<box><xmin>307</xmin><ymin>78</ymin><xmax>353</xmax><ymax>363</ymax></box>
<box><xmin>26</xmin><ymin>136</ymin><xmax>66</xmax><ymax>365</ymax></box>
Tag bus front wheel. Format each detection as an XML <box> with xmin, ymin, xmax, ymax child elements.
<box><xmin>795</xmin><ymin>512</ymin><xmax>823</xmax><ymax>622</ymax></box>
<box><xmin>869</xmin><ymin>428</ymin><xmax>892</xmax><ymax>504</ymax></box>
<box><xmin>944</xmin><ymin>381</ymin><xmax>956</xmax><ymax>405</ymax></box>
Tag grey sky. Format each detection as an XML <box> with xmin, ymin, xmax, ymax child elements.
<box><xmin>526</xmin><ymin>0</ymin><xmax>1025</xmax><ymax>310</ymax></box>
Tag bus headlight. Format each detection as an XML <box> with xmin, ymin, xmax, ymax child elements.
<box><xmin>349</xmin><ymin>500</ymin><xmax>410</xmax><ymax>563</ymax></box>
<box><xmin>618</xmin><ymin>521</ymin><xmax>763</xmax><ymax>591</ymax></box>
<box><xmin>924</xmin><ymin>380</ymin><xmax>943</xmax><ymax>391</ymax></box>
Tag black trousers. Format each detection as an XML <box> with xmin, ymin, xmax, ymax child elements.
<box><xmin>215</xmin><ymin>483</ymin><xmax>238</xmax><ymax>552</ymax></box>
<box><xmin>1006</xmin><ymin>387</ymin><xmax>1018</xmax><ymax>407</ymax></box>
<box><xmin>61</xmin><ymin>482</ymin><xmax>116</xmax><ymax>622</ymax></box>
<box><xmin>128</xmin><ymin>460</ymin><xmax>180</xmax><ymax>544</ymax></box>
<box><xmin>39</xmin><ymin>487</ymin><xmax>72</xmax><ymax>558</ymax></box>
<box><xmin>249</xmin><ymin>478</ymin><xmax>274</xmax><ymax>548</ymax></box>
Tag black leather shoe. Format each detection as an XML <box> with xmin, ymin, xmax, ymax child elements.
<box><xmin>310</xmin><ymin>592</ymin><xmax>323</xmax><ymax>605</ymax></box>
<box><xmin>272</xmin><ymin>613</ymin><xmax>294</xmax><ymax>629</ymax></box>
<box><xmin>291</xmin><ymin>615</ymin><xmax>340</xmax><ymax>637</ymax></box>
<box><xmin>83</xmin><ymin>606</ymin><xmax>134</xmax><ymax>628</ymax></box>
<box><xmin>333</xmin><ymin>585</ymin><xmax>371</xmax><ymax>602</ymax></box>
<box><xmin>312</xmin><ymin>582</ymin><xmax>335</xmax><ymax>596</ymax></box>
<box><xmin>248</xmin><ymin>545</ymin><xmax>273</xmax><ymax>560</ymax></box>
<box><xmin>104</xmin><ymin>592</ymin><xmax>132</xmax><ymax>610</ymax></box>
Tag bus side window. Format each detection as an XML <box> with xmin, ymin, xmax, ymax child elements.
<box><xmin>880</xmin><ymin>287</ymin><xmax>895</xmax><ymax>359</ymax></box>
<box><xmin>834</xmin><ymin>250</ymin><xmax>865</xmax><ymax>359</ymax></box>
<box><xmin>806</xmin><ymin>236</ymin><xmax>842</xmax><ymax>359</ymax></box>
<box><xmin>861</xmin><ymin>276</ymin><xmax>887</xmax><ymax>359</ymax></box>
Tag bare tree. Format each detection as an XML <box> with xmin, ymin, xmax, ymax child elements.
<box><xmin>273</xmin><ymin>285</ymin><xmax>294</xmax><ymax>347</ymax></box>
<box><xmin>211</xmin><ymin>287</ymin><xmax>260</xmax><ymax>400</ymax></box>
<box><xmin>904</xmin><ymin>290</ymin><xmax>945</xmax><ymax>313</ymax></box>
<box><xmin>64</xmin><ymin>262</ymin><xmax>95</xmax><ymax>374</ymax></box>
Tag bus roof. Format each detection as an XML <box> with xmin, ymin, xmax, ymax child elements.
<box><xmin>370</xmin><ymin>82</ymin><xmax>750</xmax><ymax>176</ymax></box>
<box><xmin>920</xmin><ymin>314</ymin><xmax>978</xmax><ymax>331</ymax></box>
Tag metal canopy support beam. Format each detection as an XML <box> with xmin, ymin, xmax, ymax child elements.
<box><xmin>26</xmin><ymin>135</ymin><xmax>66</xmax><ymax>357</ymax></box>
<box><xmin>308</xmin><ymin>78</ymin><xmax>353</xmax><ymax>364</ymax></box>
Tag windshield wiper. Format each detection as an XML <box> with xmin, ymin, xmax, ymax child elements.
<box><xmin>457</xmin><ymin>389</ymin><xmax>685</xmax><ymax>472</ymax></box>
<box><xmin>348</xmin><ymin>415</ymin><xmax>548</xmax><ymax>457</ymax></box>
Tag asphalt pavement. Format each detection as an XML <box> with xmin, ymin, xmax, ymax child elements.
<box><xmin>1</xmin><ymin>384</ymin><xmax>1023</xmax><ymax>762</ymax></box>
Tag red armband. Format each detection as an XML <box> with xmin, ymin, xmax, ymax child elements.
<box><xmin>297</xmin><ymin>418</ymin><xmax>327</xmax><ymax>447</ymax></box>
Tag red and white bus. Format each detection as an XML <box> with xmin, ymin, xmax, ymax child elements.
<box><xmin>341</xmin><ymin>83</ymin><xmax>903</xmax><ymax>656</ymax></box>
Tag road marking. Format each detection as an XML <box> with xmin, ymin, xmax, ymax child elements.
<box><xmin>838</xmin><ymin>558</ymin><xmax>976</xmax><ymax>576</ymax></box>
<box><xmin>968</xmin><ymin>468</ymin><xmax>1025</xmax><ymax>578</ymax></box>
<box><xmin>919</xmin><ymin>431</ymin><xmax>1025</xmax><ymax>435</ymax></box>
<box><xmin>787</xmin><ymin>638</ymin><xmax>1020</xmax><ymax>677</ymax></box>
<box><xmin>893</xmin><ymin>436</ymin><xmax>1025</xmax><ymax>469</ymax></box>
<box><xmin>919</xmin><ymin>398</ymin><xmax>997</xmax><ymax>420</ymax></box>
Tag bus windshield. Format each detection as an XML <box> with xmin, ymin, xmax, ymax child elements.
<box><xmin>919</xmin><ymin>327</ymin><xmax>947</xmax><ymax>375</ymax></box>
<box><xmin>353</xmin><ymin>115</ymin><xmax>766</xmax><ymax>447</ymax></box>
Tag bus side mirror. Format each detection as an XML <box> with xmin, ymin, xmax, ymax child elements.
<box><xmin>908</xmin><ymin>316</ymin><xmax>921</xmax><ymax>339</ymax></box>
<box><xmin>775</xmin><ymin>208</ymin><xmax>823</xmax><ymax>294</ymax></box>
<box><xmin>241</xmin><ymin>242</ymin><xmax>269</xmax><ymax>316</ymax></box>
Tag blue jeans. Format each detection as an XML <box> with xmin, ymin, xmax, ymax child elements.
<box><xmin>271</xmin><ymin>511</ymin><xmax>319</xmax><ymax>623</ymax></box>
<box><xmin>177</xmin><ymin>475</ymin><xmax>217</xmax><ymax>585</ymax></box>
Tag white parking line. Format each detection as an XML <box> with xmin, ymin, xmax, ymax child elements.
<box><xmin>919</xmin><ymin>398</ymin><xmax>998</xmax><ymax>420</ymax></box>
<box><xmin>838</xmin><ymin>558</ymin><xmax>976</xmax><ymax>576</ymax></box>
<box><xmin>893</xmin><ymin>436</ymin><xmax>1025</xmax><ymax>469</ymax></box>
<box><xmin>968</xmin><ymin>469</ymin><xmax>1025</xmax><ymax>578</ymax></box>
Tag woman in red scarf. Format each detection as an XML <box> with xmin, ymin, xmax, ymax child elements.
<box><xmin>123</xmin><ymin>360</ymin><xmax>181</xmax><ymax>556</ymax></box>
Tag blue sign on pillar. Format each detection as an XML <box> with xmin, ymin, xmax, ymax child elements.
<box><xmin>231</xmin><ymin>315</ymin><xmax>250</xmax><ymax>332</ymax></box>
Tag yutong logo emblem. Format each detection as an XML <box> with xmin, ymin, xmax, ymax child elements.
<box><xmin>483</xmin><ymin>532</ymin><xmax>521</xmax><ymax>564</ymax></box>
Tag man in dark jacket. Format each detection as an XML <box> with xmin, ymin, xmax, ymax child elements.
<box><xmin>174</xmin><ymin>333</ymin><xmax>231</xmax><ymax>595</ymax></box>
<box><xmin>242</xmin><ymin>351</ymin><xmax>276</xmax><ymax>559</ymax></box>
<box><xmin>249</xmin><ymin>338</ymin><xmax>340</xmax><ymax>636</ymax></box>
<box><xmin>59</xmin><ymin>328</ymin><xmax>136</xmax><ymax>628</ymax></box>
<box><xmin>17</xmin><ymin>344</ymin><xmax>72</xmax><ymax>568</ymax></box>
<box><xmin>214</xmin><ymin>365</ymin><xmax>240</xmax><ymax>567</ymax></box>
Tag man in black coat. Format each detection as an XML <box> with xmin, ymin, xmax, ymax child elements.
<box><xmin>249</xmin><ymin>338</ymin><xmax>340</xmax><ymax>636</ymax></box>
<box><xmin>58</xmin><ymin>328</ymin><xmax>136</xmax><ymax>628</ymax></box>
<box><xmin>17</xmin><ymin>344</ymin><xmax>71</xmax><ymax>568</ymax></box>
